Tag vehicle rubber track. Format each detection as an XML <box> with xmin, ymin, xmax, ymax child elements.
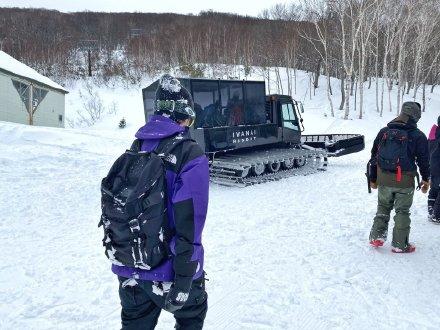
<box><xmin>210</xmin><ymin>147</ymin><xmax>328</xmax><ymax>187</ymax></box>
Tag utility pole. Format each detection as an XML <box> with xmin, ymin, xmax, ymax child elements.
<box><xmin>79</xmin><ymin>39</ymin><xmax>98</xmax><ymax>77</ymax></box>
<box><xmin>88</xmin><ymin>49</ymin><xmax>92</xmax><ymax>77</ymax></box>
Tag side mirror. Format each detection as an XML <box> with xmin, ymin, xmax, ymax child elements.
<box><xmin>300</xmin><ymin>118</ymin><xmax>304</xmax><ymax>123</ymax></box>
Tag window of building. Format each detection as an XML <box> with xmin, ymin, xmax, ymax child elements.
<box><xmin>12</xmin><ymin>80</ymin><xmax>29</xmax><ymax>109</ymax></box>
<box><xmin>12</xmin><ymin>80</ymin><xmax>48</xmax><ymax>113</ymax></box>
<box><xmin>33</xmin><ymin>87</ymin><xmax>48</xmax><ymax>109</ymax></box>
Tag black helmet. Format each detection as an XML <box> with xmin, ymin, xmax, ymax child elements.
<box><xmin>154</xmin><ymin>74</ymin><xmax>195</xmax><ymax>124</ymax></box>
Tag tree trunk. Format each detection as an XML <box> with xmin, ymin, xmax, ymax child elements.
<box><xmin>339</xmin><ymin>73</ymin><xmax>346</xmax><ymax>111</ymax></box>
<box><xmin>328</xmin><ymin>75</ymin><xmax>333</xmax><ymax>95</ymax></box>
<box><xmin>344</xmin><ymin>74</ymin><xmax>351</xmax><ymax>119</ymax></box>
<box><xmin>294</xmin><ymin>68</ymin><xmax>297</xmax><ymax>94</ymax></box>
<box><xmin>350</xmin><ymin>73</ymin><xmax>355</xmax><ymax>96</ymax></box>
<box><xmin>326</xmin><ymin>65</ymin><xmax>334</xmax><ymax>117</ymax></box>
<box><xmin>380</xmin><ymin>78</ymin><xmax>384</xmax><ymax>116</ymax></box>
<box><xmin>388</xmin><ymin>78</ymin><xmax>393</xmax><ymax>113</ymax></box>
<box><xmin>354</xmin><ymin>78</ymin><xmax>358</xmax><ymax>116</ymax></box>
<box><xmin>285</xmin><ymin>67</ymin><xmax>291</xmax><ymax>96</ymax></box>
<box><xmin>406</xmin><ymin>81</ymin><xmax>411</xmax><ymax>95</ymax></box>
<box><xmin>267</xmin><ymin>68</ymin><xmax>271</xmax><ymax>94</ymax></box>
<box><xmin>422</xmin><ymin>83</ymin><xmax>426</xmax><ymax>112</ymax></box>
<box><xmin>314</xmin><ymin>59</ymin><xmax>321</xmax><ymax>89</ymax></box>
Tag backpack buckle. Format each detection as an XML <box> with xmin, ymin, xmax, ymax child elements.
<box><xmin>128</xmin><ymin>219</ymin><xmax>140</xmax><ymax>233</ymax></box>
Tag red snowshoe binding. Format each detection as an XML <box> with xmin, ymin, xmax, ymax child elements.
<box><xmin>391</xmin><ymin>244</ymin><xmax>416</xmax><ymax>253</ymax></box>
<box><xmin>370</xmin><ymin>239</ymin><xmax>384</xmax><ymax>247</ymax></box>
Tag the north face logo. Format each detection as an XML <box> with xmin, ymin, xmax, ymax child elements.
<box><xmin>165</xmin><ymin>153</ymin><xmax>177</xmax><ymax>164</ymax></box>
<box><xmin>176</xmin><ymin>292</ymin><xmax>189</xmax><ymax>303</ymax></box>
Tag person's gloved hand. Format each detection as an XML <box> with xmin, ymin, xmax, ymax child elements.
<box><xmin>421</xmin><ymin>180</ymin><xmax>430</xmax><ymax>194</ymax></box>
<box><xmin>370</xmin><ymin>181</ymin><xmax>378</xmax><ymax>190</ymax></box>
<box><xmin>164</xmin><ymin>275</ymin><xmax>192</xmax><ymax>313</ymax></box>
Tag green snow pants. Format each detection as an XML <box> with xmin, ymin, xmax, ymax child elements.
<box><xmin>369</xmin><ymin>185</ymin><xmax>415</xmax><ymax>249</ymax></box>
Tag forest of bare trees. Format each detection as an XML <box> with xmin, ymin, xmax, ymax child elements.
<box><xmin>1</xmin><ymin>0</ymin><xmax>439</xmax><ymax>118</ymax></box>
<box><xmin>297</xmin><ymin>0</ymin><xmax>440</xmax><ymax>118</ymax></box>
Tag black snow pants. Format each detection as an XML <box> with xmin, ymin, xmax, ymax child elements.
<box><xmin>118</xmin><ymin>275</ymin><xmax>207</xmax><ymax>330</ymax></box>
<box><xmin>429</xmin><ymin>176</ymin><xmax>440</xmax><ymax>220</ymax></box>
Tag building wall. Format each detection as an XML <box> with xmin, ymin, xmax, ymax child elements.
<box><xmin>0</xmin><ymin>71</ymin><xmax>28</xmax><ymax>124</ymax></box>
<box><xmin>33</xmin><ymin>87</ymin><xmax>65</xmax><ymax>128</ymax></box>
<box><xmin>0</xmin><ymin>71</ymin><xmax>65</xmax><ymax>128</ymax></box>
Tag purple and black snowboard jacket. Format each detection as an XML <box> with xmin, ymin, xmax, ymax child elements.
<box><xmin>112</xmin><ymin>115</ymin><xmax>209</xmax><ymax>282</ymax></box>
<box><xmin>429</xmin><ymin>124</ymin><xmax>440</xmax><ymax>177</ymax></box>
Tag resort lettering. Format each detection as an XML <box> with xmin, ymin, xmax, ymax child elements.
<box><xmin>232</xmin><ymin>129</ymin><xmax>258</xmax><ymax>144</ymax></box>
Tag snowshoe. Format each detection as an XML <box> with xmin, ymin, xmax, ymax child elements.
<box><xmin>391</xmin><ymin>244</ymin><xmax>416</xmax><ymax>253</ymax></box>
<box><xmin>370</xmin><ymin>239</ymin><xmax>385</xmax><ymax>247</ymax></box>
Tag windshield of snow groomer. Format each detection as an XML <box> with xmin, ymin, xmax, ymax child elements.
<box><xmin>192</xmin><ymin>80</ymin><xmax>266</xmax><ymax>128</ymax></box>
<box><xmin>281</xmin><ymin>102</ymin><xmax>300</xmax><ymax>131</ymax></box>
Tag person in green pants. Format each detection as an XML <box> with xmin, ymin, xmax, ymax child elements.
<box><xmin>367</xmin><ymin>101</ymin><xmax>430</xmax><ymax>253</ymax></box>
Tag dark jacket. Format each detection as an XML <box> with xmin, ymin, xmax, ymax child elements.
<box><xmin>429</xmin><ymin>124</ymin><xmax>440</xmax><ymax>177</ymax></box>
<box><xmin>369</xmin><ymin>115</ymin><xmax>430</xmax><ymax>188</ymax></box>
<box><xmin>112</xmin><ymin>115</ymin><xmax>209</xmax><ymax>282</ymax></box>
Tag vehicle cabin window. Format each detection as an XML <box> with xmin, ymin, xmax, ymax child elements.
<box><xmin>244</xmin><ymin>82</ymin><xmax>266</xmax><ymax>125</ymax></box>
<box><xmin>143</xmin><ymin>89</ymin><xmax>156</xmax><ymax>119</ymax></box>
<box><xmin>220</xmin><ymin>82</ymin><xmax>244</xmax><ymax>126</ymax></box>
<box><xmin>192</xmin><ymin>81</ymin><xmax>221</xmax><ymax>128</ymax></box>
<box><xmin>281</xmin><ymin>103</ymin><xmax>299</xmax><ymax>131</ymax></box>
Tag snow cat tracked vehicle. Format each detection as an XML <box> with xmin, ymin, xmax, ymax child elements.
<box><xmin>142</xmin><ymin>78</ymin><xmax>365</xmax><ymax>187</ymax></box>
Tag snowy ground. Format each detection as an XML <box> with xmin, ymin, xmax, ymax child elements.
<box><xmin>1</xmin><ymin>71</ymin><xmax>440</xmax><ymax>329</ymax></box>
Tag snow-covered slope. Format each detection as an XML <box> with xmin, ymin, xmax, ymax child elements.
<box><xmin>1</xmin><ymin>72</ymin><xmax>440</xmax><ymax>329</ymax></box>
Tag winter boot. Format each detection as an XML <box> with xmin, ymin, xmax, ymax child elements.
<box><xmin>391</xmin><ymin>244</ymin><xmax>416</xmax><ymax>253</ymax></box>
<box><xmin>370</xmin><ymin>239</ymin><xmax>385</xmax><ymax>247</ymax></box>
<box><xmin>428</xmin><ymin>205</ymin><xmax>434</xmax><ymax>222</ymax></box>
<box><xmin>430</xmin><ymin>217</ymin><xmax>440</xmax><ymax>224</ymax></box>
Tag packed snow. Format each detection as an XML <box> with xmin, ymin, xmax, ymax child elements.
<box><xmin>0</xmin><ymin>51</ymin><xmax>68</xmax><ymax>92</ymax></box>
<box><xmin>1</xmin><ymin>70</ymin><xmax>440</xmax><ymax>329</ymax></box>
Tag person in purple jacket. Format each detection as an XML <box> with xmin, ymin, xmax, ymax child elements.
<box><xmin>113</xmin><ymin>74</ymin><xmax>209</xmax><ymax>329</ymax></box>
<box><xmin>428</xmin><ymin>116</ymin><xmax>440</xmax><ymax>223</ymax></box>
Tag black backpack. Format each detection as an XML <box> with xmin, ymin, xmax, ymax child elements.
<box><xmin>99</xmin><ymin>135</ymin><xmax>190</xmax><ymax>270</ymax></box>
<box><xmin>377</xmin><ymin>128</ymin><xmax>411</xmax><ymax>181</ymax></box>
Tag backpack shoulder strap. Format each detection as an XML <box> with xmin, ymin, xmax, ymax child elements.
<box><xmin>129</xmin><ymin>139</ymin><xmax>142</xmax><ymax>152</ymax></box>
<box><xmin>156</xmin><ymin>134</ymin><xmax>195</xmax><ymax>157</ymax></box>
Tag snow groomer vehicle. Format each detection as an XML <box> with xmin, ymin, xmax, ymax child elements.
<box><xmin>143</xmin><ymin>78</ymin><xmax>365</xmax><ymax>187</ymax></box>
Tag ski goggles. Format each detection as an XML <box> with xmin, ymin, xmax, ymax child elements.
<box><xmin>155</xmin><ymin>100</ymin><xmax>196</xmax><ymax>127</ymax></box>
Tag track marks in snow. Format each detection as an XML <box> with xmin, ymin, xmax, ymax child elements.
<box><xmin>2</xmin><ymin>121</ymin><xmax>440</xmax><ymax>329</ymax></box>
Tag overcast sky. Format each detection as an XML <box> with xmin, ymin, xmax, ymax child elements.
<box><xmin>0</xmin><ymin>0</ymin><xmax>294</xmax><ymax>17</ymax></box>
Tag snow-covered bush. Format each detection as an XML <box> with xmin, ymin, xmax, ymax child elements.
<box><xmin>76</xmin><ymin>82</ymin><xmax>105</xmax><ymax>126</ymax></box>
